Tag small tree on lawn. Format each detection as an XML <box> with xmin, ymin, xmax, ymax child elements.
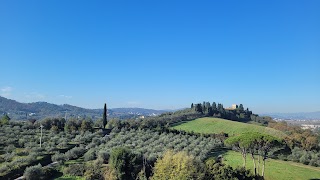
<box><xmin>225</xmin><ymin>132</ymin><xmax>281</xmax><ymax>177</ymax></box>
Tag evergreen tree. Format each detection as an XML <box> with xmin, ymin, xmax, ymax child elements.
<box><xmin>239</xmin><ymin>104</ymin><xmax>244</xmax><ymax>111</ymax></box>
<box><xmin>202</xmin><ymin>101</ymin><xmax>206</xmax><ymax>112</ymax></box>
<box><xmin>212</xmin><ymin>102</ymin><xmax>217</xmax><ymax>113</ymax></box>
<box><xmin>191</xmin><ymin>103</ymin><xmax>194</xmax><ymax>109</ymax></box>
<box><xmin>103</xmin><ymin>103</ymin><xmax>107</xmax><ymax>129</ymax></box>
<box><xmin>205</xmin><ymin>102</ymin><xmax>211</xmax><ymax>114</ymax></box>
<box><xmin>195</xmin><ymin>103</ymin><xmax>203</xmax><ymax>114</ymax></box>
<box><xmin>208</xmin><ymin>107</ymin><xmax>213</xmax><ymax>116</ymax></box>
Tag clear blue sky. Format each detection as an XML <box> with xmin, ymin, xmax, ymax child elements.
<box><xmin>0</xmin><ymin>1</ymin><xmax>319</xmax><ymax>113</ymax></box>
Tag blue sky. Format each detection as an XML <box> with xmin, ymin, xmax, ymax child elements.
<box><xmin>0</xmin><ymin>1</ymin><xmax>319</xmax><ymax>113</ymax></box>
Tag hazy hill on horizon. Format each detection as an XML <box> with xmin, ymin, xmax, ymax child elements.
<box><xmin>0</xmin><ymin>96</ymin><xmax>169</xmax><ymax>120</ymax></box>
<box><xmin>262</xmin><ymin>111</ymin><xmax>320</xmax><ymax>120</ymax></box>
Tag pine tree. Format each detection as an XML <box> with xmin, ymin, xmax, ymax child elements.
<box><xmin>103</xmin><ymin>103</ymin><xmax>107</xmax><ymax>129</ymax></box>
<box><xmin>212</xmin><ymin>102</ymin><xmax>217</xmax><ymax>113</ymax></box>
<box><xmin>195</xmin><ymin>103</ymin><xmax>203</xmax><ymax>114</ymax></box>
<box><xmin>239</xmin><ymin>104</ymin><xmax>244</xmax><ymax>111</ymax></box>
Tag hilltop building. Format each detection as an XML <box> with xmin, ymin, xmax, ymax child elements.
<box><xmin>225</xmin><ymin>104</ymin><xmax>238</xmax><ymax>110</ymax></box>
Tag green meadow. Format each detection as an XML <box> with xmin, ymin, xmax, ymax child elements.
<box><xmin>172</xmin><ymin>117</ymin><xmax>286</xmax><ymax>138</ymax></box>
<box><xmin>224</xmin><ymin>151</ymin><xmax>320</xmax><ymax>180</ymax></box>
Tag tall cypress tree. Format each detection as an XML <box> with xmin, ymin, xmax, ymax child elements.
<box><xmin>103</xmin><ymin>103</ymin><xmax>107</xmax><ymax>129</ymax></box>
<box><xmin>212</xmin><ymin>102</ymin><xmax>217</xmax><ymax>113</ymax></box>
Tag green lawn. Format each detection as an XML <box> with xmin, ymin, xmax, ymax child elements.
<box><xmin>172</xmin><ymin>117</ymin><xmax>286</xmax><ymax>138</ymax></box>
<box><xmin>223</xmin><ymin>151</ymin><xmax>320</xmax><ymax>180</ymax></box>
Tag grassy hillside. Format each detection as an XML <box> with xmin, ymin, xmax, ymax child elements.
<box><xmin>172</xmin><ymin>117</ymin><xmax>286</xmax><ymax>138</ymax></box>
<box><xmin>224</xmin><ymin>151</ymin><xmax>320</xmax><ymax>180</ymax></box>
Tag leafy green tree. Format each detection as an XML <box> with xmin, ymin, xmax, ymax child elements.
<box><xmin>152</xmin><ymin>150</ymin><xmax>204</xmax><ymax>180</ymax></box>
<box><xmin>109</xmin><ymin>147</ymin><xmax>141</xmax><ymax>180</ymax></box>
<box><xmin>64</xmin><ymin>118</ymin><xmax>80</xmax><ymax>132</ymax></box>
<box><xmin>258</xmin><ymin>134</ymin><xmax>281</xmax><ymax>177</ymax></box>
<box><xmin>226</xmin><ymin>132</ymin><xmax>281</xmax><ymax>177</ymax></box>
<box><xmin>225</xmin><ymin>135</ymin><xmax>250</xmax><ymax>168</ymax></box>
<box><xmin>103</xmin><ymin>103</ymin><xmax>107</xmax><ymax>129</ymax></box>
<box><xmin>80</xmin><ymin>119</ymin><xmax>93</xmax><ymax>132</ymax></box>
<box><xmin>1</xmin><ymin>114</ymin><xmax>10</xmax><ymax>125</ymax></box>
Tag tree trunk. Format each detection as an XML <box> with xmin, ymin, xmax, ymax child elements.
<box><xmin>262</xmin><ymin>158</ymin><xmax>266</xmax><ymax>177</ymax></box>
<box><xmin>251</xmin><ymin>153</ymin><xmax>256</xmax><ymax>176</ymax></box>
<box><xmin>257</xmin><ymin>155</ymin><xmax>260</xmax><ymax>175</ymax></box>
<box><xmin>242</xmin><ymin>153</ymin><xmax>246</xmax><ymax>168</ymax></box>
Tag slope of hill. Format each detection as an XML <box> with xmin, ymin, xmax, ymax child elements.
<box><xmin>0</xmin><ymin>96</ymin><xmax>168</xmax><ymax>120</ymax></box>
<box><xmin>172</xmin><ymin>117</ymin><xmax>286</xmax><ymax>138</ymax></box>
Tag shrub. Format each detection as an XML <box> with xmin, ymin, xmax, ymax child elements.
<box><xmin>204</xmin><ymin>158</ymin><xmax>258</xmax><ymax>180</ymax></box>
<box><xmin>52</xmin><ymin>153</ymin><xmax>67</xmax><ymax>164</ymax></box>
<box><xmin>277</xmin><ymin>154</ymin><xmax>288</xmax><ymax>161</ymax></box>
<box><xmin>299</xmin><ymin>152</ymin><xmax>311</xmax><ymax>165</ymax></box>
<box><xmin>84</xmin><ymin>149</ymin><xmax>97</xmax><ymax>161</ymax></box>
<box><xmin>3</xmin><ymin>153</ymin><xmax>14</xmax><ymax>162</ymax></box>
<box><xmin>0</xmin><ymin>164</ymin><xmax>9</xmax><ymax>174</ymax></box>
<box><xmin>16</xmin><ymin>150</ymin><xmax>29</xmax><ymax>156</ymax></box>
<box><xmin>63</xmin><ymin>164</ymin><xmax>85</xmax><ymax>176</ymax></box>
<box><xmin>0</xmin><ymin>156</ymin><xmax>5</xmax><ymax>163</ymax></box>
<box><xmin>98</xmin><ymin>151</ymin><xmax>110</xmax><ymax>163</ymax></box>
<box><xmin>42</xmin><ymin>166</ymin><xmax>58</xmax><ymax>179</ymax></box>
<box><xmin>65</xmin><ymin>146</ymin><xmax>85</xmax><ymax>160</ymax></box>
<box><xmin>84</xmin><ymin>161</ymin><xmax>103</xmax><ymax>180</ymax></box>
<box><xmin>24</xmin><ymin>164</ymin><xmax>43</xmax><ymax>180</ymax></box>
<box><xmin>4</xmin><ymin>144</ymin><xmax>15</xmax><ymax>153</ymax></box>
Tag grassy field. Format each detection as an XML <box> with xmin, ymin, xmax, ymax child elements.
<box><xmin>172</xmin><ymin>117</ymin><xmax>286</xmax><ymax>138</ymax></box>
<box><xmin>223</xmin><ymin>151</ymin><xmax>320</xmax><ymax>180</ymax></box>
<box><xmin>173</xmin><ymin>118</ymin><xmax>319</xmax><ymax>179</ymax></box>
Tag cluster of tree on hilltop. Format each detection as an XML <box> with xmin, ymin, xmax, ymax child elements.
<box><xmin>191</xmin><ymin>102</ymin><xmax>272</xmax><ymax>125</ymax></box>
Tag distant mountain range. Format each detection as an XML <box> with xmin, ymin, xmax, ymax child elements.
<box><xmin>262</xmin><ymin>111</ymin><xmax>320</xmax><ymax>120</ymax></box>
<box><xmin>0</xmin><ymin>96</ymin><xmax>169</xmax><ymax>120</ymax></box>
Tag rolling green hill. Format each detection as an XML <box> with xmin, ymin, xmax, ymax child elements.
<box><xmin>224</xmin><ymin>151</ymin><xmax>320</xmax><ymax>180</ymax></box>
<box><xmin>172</xmin><ymin>118</ymin><xmax>320</xmax><ymax>179</ymax></box>
<box><xmin>172</xmin><ymin>117</ymin><xmax>286</xmax><ymax>138</ymax></box>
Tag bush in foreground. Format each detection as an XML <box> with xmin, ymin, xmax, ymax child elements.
<box><xmin>152</xmin><ymin>150</ymin><xmax>204</xmax><ymax>180</ymax></box>
<box><xmin>63</xmin><ymin>164</ymin><xmax>85</xmax><ymax>176</ymax></box>
<box><xmin>24</xmin><ymin>164</ymin><xmax>43</xmax><ymax>180</ymax></box>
